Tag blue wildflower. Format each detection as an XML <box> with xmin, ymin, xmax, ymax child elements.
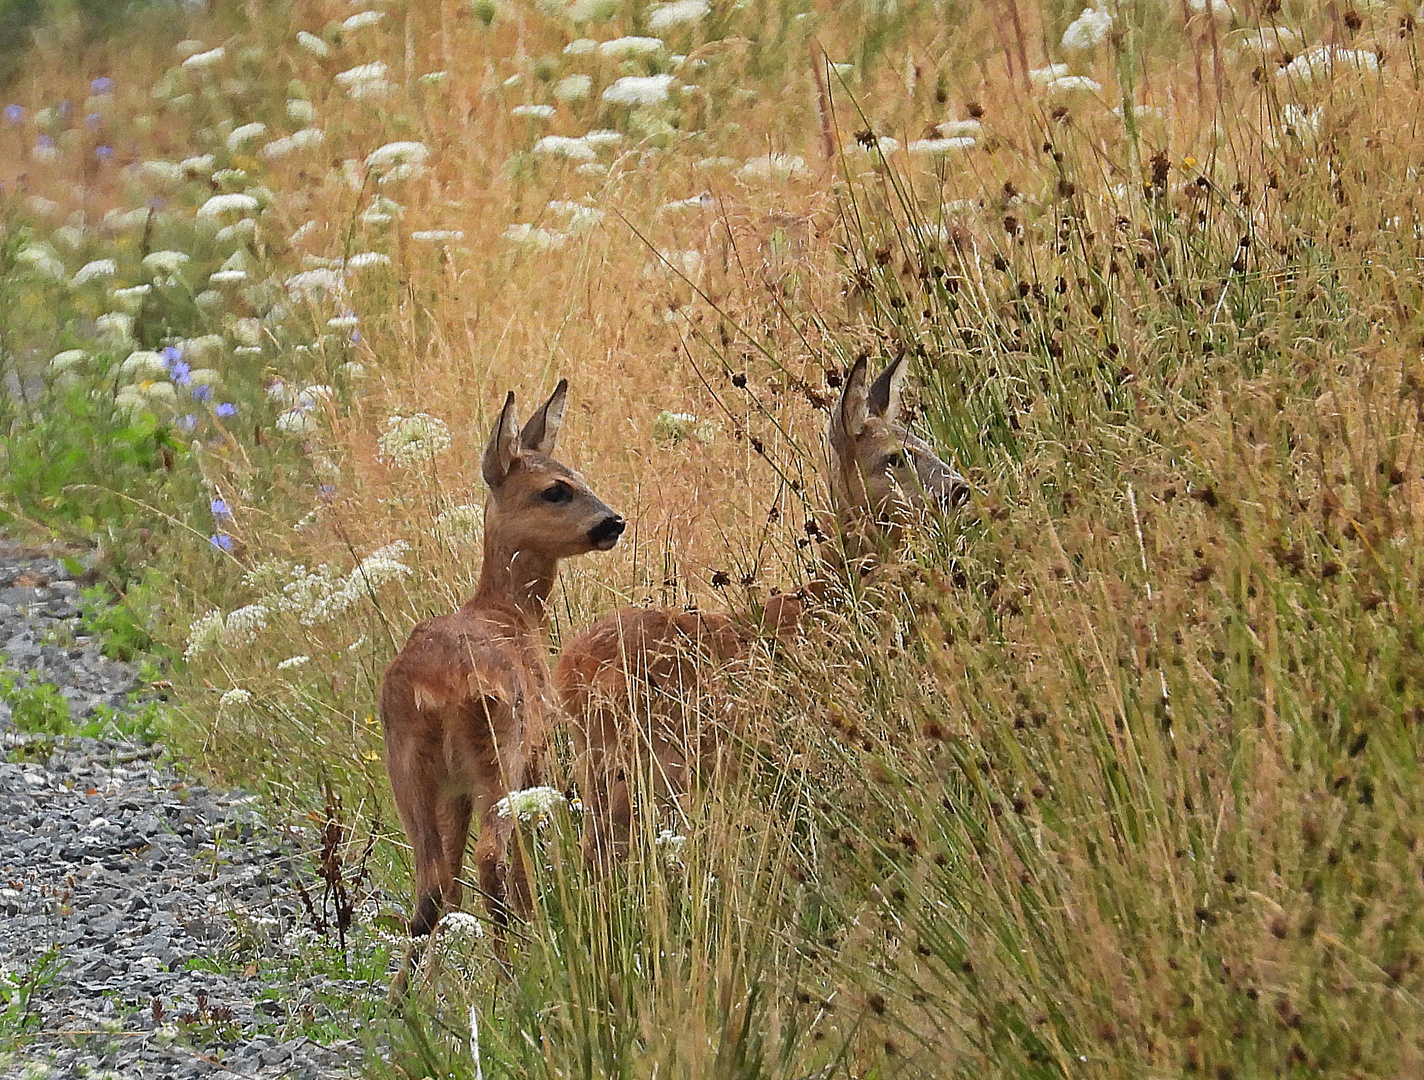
<box><xmin>211</xmin><ymin>498</ymin><xmax>231</xmax><ymax>517</ymax></box>
<box><xmin>90</xmin><ymin>77</ymin><xmax>113</xmax><ymax>94</ymax></box>
<box><xmin>95</xmin><ymin>145</ymin><xmax>113</xmax><ymax>161</ymax></box>
<box><xmin>215</xmin><ymin>402</ymin><xmax>237</xmax><ymax>417</ymax></box>
<box><xmin>3</xmin><ymin>104</ymin><xmax>22</xmax><ymax>125</ymax></box>
<box><xmin>190</xmin><ymin>385</ymin><xmax>213</xmax><ymax>403</ymax></box>
<box><xmin>210</xmin><ymin>533</ymin><xmax>234</xmax><ymax>552</ymax></box>
<box><xmin>318</xmin><ymin>483</ymin><xmax>337</xmax><ymax>498</ymax></box>
<box><xmin>171</xmin><ymin>360</ymin><xmax>191</xmax><ymax>385</ymax></box>
<box><xmin>177</xmin><ymin>413</ymin><xmax>198</xmax><ymax>431</ymax></box>
<box><xmin>36</xmin><ymin>134</ymin><xmax>54</xmax><ymax>150</ymax></box>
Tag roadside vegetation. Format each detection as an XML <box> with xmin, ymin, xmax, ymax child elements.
<box><xmin>2</xmin><ymin>0</ymin><xmax>1423</xmax><ymax>1075</ymax></box>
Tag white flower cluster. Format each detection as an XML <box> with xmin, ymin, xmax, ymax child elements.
<box><xmin>1277</xmin><ymin>46</ymin><xmax>1380</xmax><ymax>86</ymax></box>
<box><xmin>737</xmin><ymin>153</ymin><xmax>809</xmax><ymax>182</ymax></box>
<box><xmin>603</xmin><ymin>73</ymin><xmax>675</xmax><ymax>107</ymax></box>
<box><xmin>648</xmin><ymin>0</ymin><xmax>709</xmax><ymax>30</ymax></box>
<box><xmin>366</xmin><ymin>140</ymin><xmax>430</xmax><ymax>183</ymax></box>
<box><xmin>1061</xmin><ymin>6</ymin><xmax>1112</xmax><ymax>52</ymax></box>
<box><xmin>185</xmin><ymin>609</ymin><xmax>225</xmax><ymax>659</ymax></box>
<box><xmin>495</xmin><ymin>786</ymin><xmax>567</xmax><ymax>821</ymax></box>
<box><xmin>378</xmin><ymin>413</ymin><xmax>452</xmax><ymax>468</ymax></box>
<box><xmin>218</xmin><ymin>687</ymin><xmax>252</xmax><ymax>708</ymax></box>
<box><xmin>276</xmin><ymin>655</ymin><xmax>311</xmax><ymax>670</ymax></box>
<box><xmin>336</xmin><ymin>61</ymin><xmax>393</xmax><ymax>99</ymax></box>
<box><xmin>222</xmin><ymin>604</ymin><xmax>270</xmax><ymax>647</ymax></box>
<box><xmin>655</xmin><ymin>828</ymin><xmax>689</xmax><ymax>865</ymax></box>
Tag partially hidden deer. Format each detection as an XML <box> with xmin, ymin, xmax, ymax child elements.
<box><xmin>554</xmin><ymin>355</ymin><xmax>969</xmax><ymax>867</ymax></box>
<box><xmin>380</xmin><ymin>379</ymin><xmax>625</xmax><ymax>939</ymax></box>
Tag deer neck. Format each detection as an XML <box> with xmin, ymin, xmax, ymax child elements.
<box><xmin>467</xmin><ymin>532</ymin><xmax>558</xmax><ymax>627</ymax></box>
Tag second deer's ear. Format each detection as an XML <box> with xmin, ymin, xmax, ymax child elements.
<box><xmin>482</xmin><ymin>391</ymin><xmax>521</xmax><ymax>487</ymax></box>
<box><xmin>831</xmin><ymin>354</ymin><xmax>871</xmax><ymax>451</ymax></box>
<box><xmin>520</xmin><ymin>378</ymin><xmax>568</xmax><ymax>455</ymax></box>
<box><xmin>866</xmin><ymin>356</ymin><xmax>907</xmax><ymax>421</ymax></box>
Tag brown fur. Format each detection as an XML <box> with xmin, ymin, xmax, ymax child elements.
<box><xmin>555</xmin><ymin>356</ymin><xmax>968</xmax><ymax>866</ymax></box>
<box><xmin>381</xmin><ymin>380</ymin><xmax>623</xmax><ymax>936</ymax></box>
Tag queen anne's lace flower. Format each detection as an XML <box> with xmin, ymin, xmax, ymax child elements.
<box><xmin>1061</xmin><ymin>5</ymin><xmax>1112</xmax><ymax>52</ymax></box>
<box><xmin>221</xmin><ymin>605</ymin><xmax>269</xmax><ymax>647</ymax></box>
<box><xmin>378</xmin><ymin>413</ymin><xmax>452</xmax><ymax>467</ymax></box>
<box><xmin>218</xmin><ymin>688</ymin><xmax>252</xmax><ymax>708</ymax></box>
<box><xmin>496</xmin><ymin>786</ymin><xmax>567</xmax><ymax>821</ymax></box>
<box><xmin>185</xmin><ymin>609</ymin><xmax>225</xmax><ymax>659</ymax></box>
<box><xmin>436</xmin><ymin>504</ymin><xmax>484</xmax><ymax>544</ymax></box>
<box><xmin>602</xmin><ymin>73</ymin><xmax>675</xmax><ymax>106</ymax></box>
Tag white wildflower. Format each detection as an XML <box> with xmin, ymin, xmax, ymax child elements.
<box><xmin>327</xmin><ymin>314</ymin><xmax>359</xmax><ymax>330</ymax></box>
<box><xmin>647</xmin><ymin>0</ymin><xmax>709</xmax><ymax>31</ymax></box>
<box><xmin>339</xmin><ymin>361</ymin><xmax>366</xmax><ymax>380</ymax></box>
<box><xmin>17</xmin><ymin>242</ymin><xmax>65</xmax><ymax>281</ymax></box>
<box><xmin>737</xmin><ymin>153</ymin><xmax>809</xmax><ymax>182</ymax></box>
<box><xmin>120</xmin><ymin>350</ymin><xmax>168</xmax><ymax>379</ymax></box>
<box><xmin>936</xmin><ymin>118</ymin><xmax>982</xmax><ymax>138</ymax></box>
<box><xmin>1029</xmin><ymin>63</ymin><xmax>1072</xmax><ymax>86</ymax></box>
<box><xmin>419</xmin><ymin>71</ymin><xmax>448</xmax><ymax>85</ymax></box>
<box><xmin>296</xmin><ymin>30</ymin><xmax>330</xmax><ymax>57</ymax></box>
<box><xmin>661</xmin><ymin>192</ymin><xmax>713</xmax><ymax>212</ymax></box>
<box><xmin>347</xmin><ymin>251</ymin><xmax>392</xmax><ymax>269</ymax></box>
<box><xmin>181</xmin><ymin>154</ymin><xmax>216</xmax><ymax>176</ymax></box>
<box><xmin>142</xmin><ymin>250</ymin><xmax>190</xmax><ymax>276</ymax></box>
<box><xmin>232</xmin><ymin>317</ymin><xmax>263</xmax><ymax>348</ymax></box>
<box><xmin>1041</xmin><ymin>74</ymin><xmax>1102</xmax><ymax>95</ymax></box>
<box><xmin>1061</xmin><ymin>6</ymin><xmax>1112</xmax><ymax>52</ymax></box>
<box><xmin>341</xmin><ymin>10</ymin><xmax>385</xmax><ymax>31</ymax></box>
<box><xmin>603</xmin><ymin>73</ymin><xmax>675</xmax><ymax>106</ymax></box>
<box><xmin>495</xmin><ymin>786</ymin><xmax>567</xmax><ymax>821</ymax></box>
<box><xmin>365</xmin><ymin>140</ymin><xmax>430</xmax><ymax>182</ymax></box>
<box><xmin>49</xmin><ymin>349</ymin><xmax>86</xmax><ymax>372</ymax></box>
<box><xmin>71</xmin><ymin>259</ymin><xmax>117</xmax><ymax>286</ymax></box>
<box><xmin>218</xmin><ymin>688</ymin><xmax>252</xmax><ymax>708</ymax></box>
<box><xmin>182</xmin><ymin>47</ymin><xmax>226</xmax><ymax>70</ymax></box>
<box><xmin>360</xmin><ymin>194</ymin><xmax>403</xmax><ymax>226</ymax></box>
<box><xmin>583</xmin><ymin>129</ymin><xmax>623</xmax><ymax>148</ymax></box>
<box><xmin>96</xmin><ymin>312</ymin><xmax>135</xmax><ymax>342</ymax></box>
<box><xmin>533</xmin><ymin>134</ymin><xmax>597</xmax><ymax>162</ymax></box>
<box><xmin>221</xmin><ymin>604</ymin><xmax>269</xmax><ymax>647</ymax></box>
<box><xmin>908</xmin><ymin>136</ymin><xmax>975</xmax><ymax>155</ymax></box>
<box><xmin>336</xmin><ymin>61</ymin><xmax>393</xmax><ymax>99</ymax></box>
<box><xmin>1188</xmin><ymin>0</ymin><xmax>1233</xmax><ymax>17</ymax></box>
<box><xmin>564</xmin><ymin>38</ymin><xmax>597</xmax><ymax>55</ymax></box>
<box><xmin>112</xmin><ymin>285</ymin><xmax>152</xmax><ymax>311</ymax></box>
<box><xmin>211</xmin><ymin>168</ymin><xmax>248</xmax><ymax>190</ymax></box>
<box><xmin>226</xmin><ymin>122</ymin><xmax>267</xmax><ymax>151</ymax></box>
<box><xmin>655</xmin><ymin>828</ymin><xmax>689</xmax><ymax>865</ymax></box>
<box><xmin>512</xmin><ymin>103</ymin><xmax>556</xmax><ymax>118</ymax></box>
<box><xmin>140</xmin><ymin>380</ymin><xmax>177</xmax><ymax>406</ymax></box>
<box><xmin>187</xmin><ymin>367</ymin><xmax>222</xmax><ymax>387</ymax></box>
<box><xmin>598</xmin><ymin>36</ymin><xmax>664</xmax><ymax>58</ymax></box>
<box><xmin>411</xmin><ymin>229</ymin><xmax>464</xmax><ymax>242</ymax></box>
<box><xmin>285</xmin><ymin>267</ymin><xmax>344</xmax><ymax>303</ymax></box>
<box><xmin>436</xmin><ymin>503</ymin><xmax>484</xmax><ymax>544</ymax></box>
<box><xmin>547</xmin><ymin>199</ymin><xmax>605</xmax><ymax>232</ymax></box>
<box><xmin>551</xmin><ymin>74</ymin><xmax>592</xmax><ymax>101</ymax></box>
<box><xmin>289</xmin><ymin>127</ymin><xmax>325</xmax><ymax>150</ymax></box>
<box><xmin>276</xmin><ymin>408</ymin><xmax>317</xmax><ymax>434</ymax></box>
<box><xmin>564</xmin><ymin>0</ymin><xmax>619</xmax><ymax>19</ymax></box>
<box><xmin>185</xmin><ymin>609</ymin><xmax>225</xmax><ymax>659</ymax></box>
<box><xmin>1277</xmin><ymin>45</ymin><xmax>1380</xmax><ymax>86</ymax></box>
<box><xmin>503</xmin><ymin>223</ymin><xmax>568</xmax><ymax>249</ymax></box>
<box><xmin>354</xmin><ymin>543</ymin><xmax>414</xmax><ymax>589</ymax></box>
<box><xmin>436</xmin><ymin>911</ymin><xmax>484</xmax><ymax>940</ymax></box>
<box><xmin>379</xmin><ymin>414</ymin><xmax>452</xmax><ymax>468</ymax></box>
<box><xmin>209</xmin><ymin>269</ymin><xmax>247</xmax><ymax>284</ymax></box>
<box><xmin>197</xmin><ymin>192</ymin><xmax>259</xmax><ymax>218</ymax></box>
<box><xmin>276</xmin><ymin>655</ymin><xmax>311</xmax><ymax>670</ymax></box>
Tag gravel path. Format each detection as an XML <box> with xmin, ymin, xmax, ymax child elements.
<box><xmin>0</xmin><ymin>541</ymin><xmax>377</xmax><ymax>1078</ymax></box>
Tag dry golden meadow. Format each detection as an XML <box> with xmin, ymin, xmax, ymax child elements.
<box><xmin>3</xmin><ymin>0</ymin><xmax>1424</xmax><ymax>1075</ymax></box>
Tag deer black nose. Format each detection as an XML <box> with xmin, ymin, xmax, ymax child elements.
<box><xmin>589</xmin><ymin>514</ymin><xmax>625</xmax><ymax>549</ymax></box>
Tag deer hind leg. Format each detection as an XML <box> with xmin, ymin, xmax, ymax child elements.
<box><xmin>407</xmin><ymin>808</ymin><xmax>454</xmax><ymax>937</ymax></box>
<box><xmin>576</xmin><ymin>697</ymin><xmax>631</xmax><ymax>870</ymax></box>
<box><xmin>437</xmin><ymin>792</ymin><xmax>474</xmax><ymax>914</ymax></box>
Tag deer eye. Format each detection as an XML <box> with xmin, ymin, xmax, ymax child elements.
<box><xmin>884</xmin><ymin>452</ymin><xmax>907</xmax><ymax>470</ymax></box>
<box><xmin>540</xmin><ymin>481</ymin><xmax>573</xmax><ymax>504</ymax></box>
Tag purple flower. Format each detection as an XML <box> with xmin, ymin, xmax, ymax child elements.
<box><xmin>318</xmin><ymin>483</ymin><xmax>337</xmax><ymax>498</ymax></box>
<box><xmin>170</xmin><ymin>360</ymin><xmax>191</xmax><ymax>385</ymax></box>
<box><xmin>94</xmin><ymin>145</ymin><xmax>113</xmax><ymax>162</ymax></box>
<box><xmin>90</xmin><ymin>77</ymin><xmax>113</xmax><ymax>95</ymax></box>
<box><xmin>209</xmin><ymin>533</ymin><xmax>234</xmax><ymax>552</ymax></box>
<box><xmin>85</xmin><ymin>112</ymin><xmax>102</xmax><ymax>129</ymax></box>
<box><xmin>351</xmin><ymin>329</ymin><xmax>362</xmax><ymax>345</ymax></box>
<box><xmin>210</xmin><ymin>498</ymin><xmax>231</xmax><ymax>517</ymax></box>
<box><xmin>190</xmin><ymin>385</ymin><xmax>213</xmax><ymax>403</ymax></box>
<box><xmin>177</xmin><ymin>413</ymin><xmax>198</xmax><ymax>431</ymax></box>
<box><xmin>36</xmin><ymin>134</ymin><xmax>54</xmax><ymax>150</ymax></box>
<box><xmin>215</xmin><ymin>402</ymin><xmax>237</xmax><ymax>417</ymax></box>
<box><xmin>3</xmin><ymin>104</ymin><xmax>23</xmax><ymax>125</ymax></box>
<box><xmin>162</xmin><ymin>345</ymin><xmax>182</xmax><ymax>363</ymax></box>
<box><xmin>58</xmin><ymin>100</ymin><xmax>73</xmax><ymax>120</ymax></box>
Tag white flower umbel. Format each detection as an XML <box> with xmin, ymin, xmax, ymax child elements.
<box><xmin>411</xmin><ymin>229</ymin><xmax>464</xmax><ymax>242</ymax></box>
<box><xmin>647</xmin><ymin>0</ymin><xmax>709</xmax><ymax>31</ymax></box>
<box><xmin>276</xmin><ymin>408</ymin><xmax>318</xmax><ymax>434</ymax></box>
<box><xmin>184</xmin><ymin>609</ymin><xmax>225</xmax><ymax>659</ymax></box>
<box><xmin>277</xmin><ymin>655</ymin><xmax>311</xmax><ymax>670</ymax></box>
<box><xmin>547</xmin><ymin>199</ymin><xmax>605</xmax><ymax>232</ymax></box>
<box><xmin>551</xmin><ymin>74</ymin><xmax>592</xmax><ymax>102</ymax></box>
<box><xmin>736</xmin><ymin>153</ymin><xmax>809</xmax><ymax>182</ymax></box>
<box><xmin>503</xmin><ymin>223</ymin><xmax>568</xmax><ymax>249</ymax></box>
<box><xmin>142</xmin><ymin>250</ymin><xmax>190</xmax><ymax>276</ymax></box>
<box><xmin>226</xmin><ymin>122</ymin><xmax>268</xmax><ymax>151</ymax></box>
<box><xmin>1040</xmin><ymin>74</ymin><xmax>1102</xmax><ymax>95</ymax></box>
<box><xmin>655</xmin><ymin>828</ymin><xmax>689</xmax><ymax>865</ymax></box>
<box><xmin>1029</xmin><ymin>63</ymin><xmax>1072</xmax><ymax>86</ymax></box>
<box><xmin>1277</xmin><ymin>45</ymin><xmax>1380</xmax><ymax>86</ymax></box>
<box><xmin>603</xmin><ymin>73</ymin><xmax>675</xmax><ymax>106</ymax></box>
<box><xmin>120</xmin><ymin>350</ymin><xmax>169</xmax><ymax>379</ymax></box>
<box><xmin>182</xmin><ymin>46</ymin><xmax>226</xmax><ymax>70</ymax></box>
<box><xmin>365</xmin><ymin>140</ymin><xmax>431</xmax><ymax>183</ymax></box>
<box><xmin>285</xmin><ymin>267</ymin><xmax>344</xmax><ymax>303</ymax></box>
<box><xmin>286</xmin><ymin>99</ymin><xmax>316</xmax><ymax>126</ymax></box>
<box><xmin>495</xmin><ymin>786</ymin><xmax>567</xmax><ymax>821</ymax></box>
<box><xmin>843</xmin><ymin>135</ymin><xmax>900</xmax><ymax>156</ymax></box>
<box><xmin>71</xmin><ymin>259</ymin><xmax>117</xmax><ymax>287</ymax></box>
<box><xmin>296</xmin><ymin>30</ymin><xmax>330</xmax><ymax>57</ymax></box>
<box><xmin>378</xmin><ymin>413</ymin><xmax>452</xmax><ymax>468</ymax></box>
<box><xmin>908</xmin><ymin>136</ymin><xmax>976</xmax><ymax>156</ymax></box>
<box><xmin>181</xmin><ymin>153</ymin><xmax>217</xmax><ymax>176</ymax></box>
<box><xmin>341</xmin><ymin>10</ymin><xmax>385</xmax><ymax>31</ymax></box>
<box><xmin>17</xmin><ymin>242</ymin><xmax>66</xmax><ymax>281</ymax></box>
<box><xmin>598</xmin><ymin>36</ymin><xmax>664</xmax><ymax>59</ymax></box>
<box><xmin>335</xmin><ymin>61</ymin><xmax>393</xmax><ymax>99</ymax></box>
<box><xmin>197</xmin><ymin>192</ymin><xmax>259</xmax><ymax>218</ymax></box>
<box><xmin>511</xmin><ymin>104</ymin><xmax>556</xmax><ymax>119</ymax></box>
<box><xmin>652</xmin><ymin>409</ymin><xmax>715</xmax><ymax>443</ymax></box>
<box><xmin>1061</xmin><ymin>6</ymin><xmax>1112</xmax><ymax>52</ymax></box>
<box><xmin>438</xmin><ymin>911</ymin><xmax>484</xmax><ymax>940</ymax></box>
<box><xmin>218</xmin><ymin>688</ymin><xmax>252</xmax><ymax>708</ymax></box>
<box><xmin>221</xmin><ymin>605</ymin><xmax>269</xmax><ymax>647</ymax></box>
<box><xmin>533</xmin><ymin>135</ymin><xmax>597</xmax><ymax>162</ymax></box>
<box><xmin>347</xmin><ymin>251</ymin><xmax>392</xmax><ymax>269</ymax></box>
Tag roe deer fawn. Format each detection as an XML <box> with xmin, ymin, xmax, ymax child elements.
<box><xmin>554</xmin><ymin>355</ymin><xmax>969</xmax><ymax>866</ymax></box>
<box><xmin>381</xmin><ymin>380</ymin><xmax>625</xmax><ymax>937</ymax></box>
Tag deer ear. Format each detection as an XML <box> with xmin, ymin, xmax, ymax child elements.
<box><xmin>866</xmin><ymin>356</ymin><xmax>907</xmax><ymax>422</ymax></box>
<box><xmin>520</xmin><ymin>378</ymin><xmax>567</xmax><ymax>455</ymax></box>
<box><xmin>830</xmin><ymin>355</ymin><xmax>871</xmax><ymax>453</ymax></box>
<box><xmin>482</xmin><ymin>391</ymin><xmax>521</xmax><ymax>487</ymax></box>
